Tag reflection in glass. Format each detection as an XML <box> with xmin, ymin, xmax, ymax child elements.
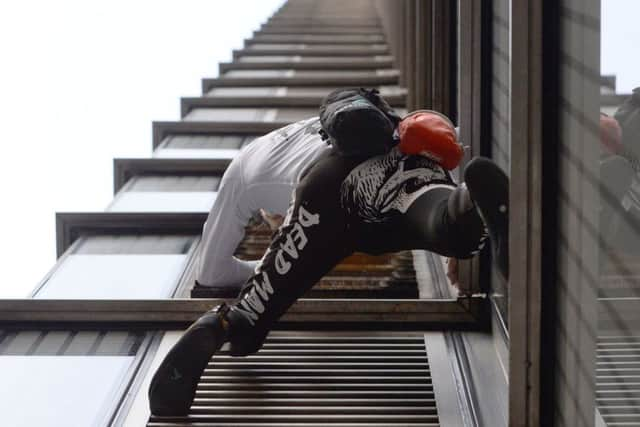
<box><xmin>0</xmin><ymin>356</ymin><xmax>132</xmax><ymax>427</ymax></box>
<box><xmin>597</xmin><ymin>4</ymin><xmax>640</xmax><ymax>423</ymax></box>
<box><xmin>35</xmin><ymin>254</ymin><xmax>187</xmax><ymax>299</ymax></box>
<box><xmin>108</xmin><ymin>191</ymin><xmax>217</xmax><ymax>213</ymax></box>
<box><xmin>184</xmin><ymin>107</ymin><xmax>317</xmax><ymax>122</ymax></box>
<box><xmin>154</xmin><ymin>148</ymin><xmax>241</xmax><ymax>159</ymax></box>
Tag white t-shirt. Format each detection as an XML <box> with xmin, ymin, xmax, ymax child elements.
<box><xmin>196</xmin><ymin>117</ymin><xmax>330</xmax><ymax>289</ymax></box>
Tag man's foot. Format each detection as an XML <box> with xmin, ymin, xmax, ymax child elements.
<box><xmin>148</xmin><ymin>304</ymin><xmax>229</xmax><ymax>416</ymax></box>
<box><xmin>463</xmin><ymin>157</ymin><xmax>509</xmax><ymax>280</ymax></box>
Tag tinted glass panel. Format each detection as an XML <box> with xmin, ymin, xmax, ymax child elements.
<box><xmin>127</xmin><ymin>176</ymin><xmax>220</xmax><ymax>192</ymax></box>
<box><xmin>0</xmin><ymin>330</ymin><xmax>145</xmax><ymax>356</ymax></box>
<box><xmin>206</xmin><ymin>86</ymin><xmax>405</xmax><ymax>98</ymax></box>
<box><xmin>108</xmin><ymin>192</ymin><xmax>217</xmax><ymax>213</ymax></box>
<box><xmin>274</xmin><ymin>109</ymin><xmax>320</xmax><ymax>122</ymax></box>
<box><xmin>207</xmin><ymin>87</ymin><xmax>285</xmax><ymax>96</ymax></box>
<box><xmin>489</xmin><ymin>0</ymin><xmax>511</xmax><ymax>328</ymax></box>
<box><xmin>247</xmin><ymin>43</ymin><xmax>386</xmax><ymax>50</ymax></box>
<box><xmin>0</xmin><ymin>356</ymin><xmax>132</xmax><ymax>427</ymax></box>
<box><xmin>238</xmin><ymin>55</ymin><xmax>394</xmax><ymax>63</ymax></box>
<box><xmin>184</xmin><ymin>108</ymin><xmax>269</xmax><ymax>121</ymax></box>
<box><xmin>35</xmin><ymin>254</ymin><xmax>187</xmax><ymax>299</ymax></box>
<box><xmin>491</xmin><ymin>0</ymin><xmax>511</xmax><ymax>176</ymax></box>
<box><xmin>74</xmin><ymin>235</ymin><xmax>194</xmax><ymax>255</ymax></box>
<box><xmin>223</xmin><ymin>70</ymin><xmax>292</xmax><ymax>77</ymax></box>
<box><xmin>248</xmin><ymin>43</ymin><xmax>305</xmax><ymax>49</ymax></box>
<box><xmin>223</xmin><ymin>70</ymin><xmax>389</xmax><ymax>78</ymax></box>
<box><xmin>238</xmin><ymin>55</ymin><xmax>296</xmax><ymax>62</ymax></box>
<box><xmin>185</xmin><ymin>108</ymin><xmax>318</xmax><ymax>122</ymax></box>
<box><xmin>154</xmin><ymin>148</ymin><xmax>241</xmax><ymax>159</ymax></box>
<box><xmin>161</xmin><ymin>135</ymin><xmax>246</xmax><ymax>149</ymax></box>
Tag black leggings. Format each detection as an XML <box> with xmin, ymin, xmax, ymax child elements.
<box><xmin>225</xmin><ymin>154</ymin><xmax>486</xmax><ymax>355</ymax></box>
<box><xmin>358</xmin><ymin>185</ymin><xmax>486</xmax><ymax>257</ymax></box>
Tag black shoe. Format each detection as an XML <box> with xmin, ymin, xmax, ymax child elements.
<box><xmin>148</xmin><ymin>304</ymin><xmax>229</xmax><ymax>416</ymax></box>
<box><xmin>463</xmin><ymin>157</ymin><xmax>509</xmax><ymax>280</ymax></box>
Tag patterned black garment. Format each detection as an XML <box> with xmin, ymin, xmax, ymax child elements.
<box><xmin>225</xmin><ymin>148</ymin><xmax>487</xmax><ymax>355</ymax></box>
<box><xmin>340</xmin><ymin>147</ymin><xmax>452</xmax><ymax>223</ymax></box>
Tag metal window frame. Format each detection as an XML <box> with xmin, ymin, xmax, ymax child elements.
<box><xmin>509</xmin><ymin>0</ymin><xmax>544</xmax><ymax>425</ymax></box>
<box><xmin>0</xmin><ymin>297</ymin><xmax>484</xmax><ymax>327</ymax></box>
<box><xmin>456</xmin><ymin>0</ymin><xmax>486</xmax><ymax>299</ymax></box>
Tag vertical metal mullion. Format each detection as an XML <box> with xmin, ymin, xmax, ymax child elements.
<box><xmin>431</xmin><ymin>0</ymin><xmax>454</xmax><ymax>117</ymax></box>
<box><xmin>405</xmin><ymin>0</ymin><xmax>417</xmax><ymax>109</ymax></box>
<box><xmin>456</xmin><ymin>0</ymin><xmax>486</xmax><ymax>301</ymax></box>
<box><xmin>414</xmin><ymin>0</ymin><xmax>430</xmax><ymax>109</ymax></box>
<box><xmin>509</xmin><ymin>0</ymin><xmax>545</xmax><ymax>424</ymax></box>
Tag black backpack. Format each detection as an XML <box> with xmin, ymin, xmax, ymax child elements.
<box><xmin>319</xmin><ymin>88</ymin><xmax>402</xmax><ymax>156</ymax></box>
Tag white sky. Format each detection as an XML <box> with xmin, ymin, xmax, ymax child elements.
<box><xmin>0</xmin><ymin>0</ymin><xmax>635</xmax><ymax>298</ymax></box>
<box><xmin>0</xmin><ymin>0</ymin><xmax>284</xmax><ymax>297</ymax></box>
<box><xmin>601</xmin><ymin>1</ymin><xmax>640</xmax><ymax>92</ymax></box>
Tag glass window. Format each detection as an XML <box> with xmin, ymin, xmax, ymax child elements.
<box><xmin>75</xmin><ymin>235</ymin><xmax>194</xmax><ymax>255</ymax></box>
<box><xmin>0</xmin><ymin>330</ymin><xmax>145</xmax><ymax>356</ymax></box>
<box><xmin>161</xmin><ymin>135</ymin><xmax>246</xmax><ymax>149</ymax></box>
<box><xmin>247</xmin><ymin>43</ymin><xmax>305</xmax><ymax>50</ymax></box>
<box><xmin>185</xmin><ymin>108</ymin><xmax>318</xmax><ymax>122</ymax></box>
<box><xmin>0</xmin><ymin>356</ymin><xmax>132</xmax><ymax>427</ymax></box>
<box><xmin>207</xmin><ymin>87</ymin><xmax>285</xmax><ymax>96</ymax></box>
<box><xmin>154</xmin><ymin>148</ymin><xmax>241</xmax><ymax>159</ymax></box>
<box><xmin>0</xmin><ymin>330</ymin><xmax>148</xmax><ymax>427</ymax></box>
<box><xmin>35</xmin><ymin>254</ymin><xmax>188</xmax><ymax>299</ymax></box>
<box><xmin>237</xmin><ymin>55</ymin><xmax>391</xmax><ymax>64</ymax></box>
<box><xmin>107</xmin><ymin>192</ymin><xmax>217</xmax><ymax>213</ymax></box>
<box><xmin>0</xmin><ymin>329</ymin><xmax>147</xmax><ymax>427</ymax></box>
<box><xmin>184</xmin><ymin>108</ymin><xmax>270</xmax><ymax>121</ymax></box>
<box><xmin>486</xmin><ymin>0</ymin><xmax>512</xmax><ymax>328</ymax></box>
<box><xmin>206</xmin><ymin>86</ymin><xmax>406</xmax><ymax>98</ymax></box>
<box><xmin>248</xmin><ymin>43</ymin><xmax>383</xmax><ymax>51</ymax></box>
<box><xmin>491</xmin><ymin>0</ymin><xmax>511</xmax><ymax>176</ymax></box>
<box><xmin>546</xmin><ymin>1</ymin><xmax>640</xmax><ymax>424</ymax></box>
<box><xmin>154</xmin><ymin>134</ymin><xmax>254</xmax><ymax>159</ymax></box>
<box><xmin>127</xmin><ymin>176</ymin><xmax>220</xmax><ymax>192</ymax></box>
<box><xmin>378</xmin><ymin>86</ymin><xmax>408</xmax><ymax>97</ymax></box>
<box><xmin>110</xmin><ymin>176</ymin><xmax>219</xmax><ymax>213</ymax></box>
<box><xmin>238</xmin><ymin>55</ymin><xmax>298</xmax><ymax>62</ymax></box>
<box><xmin>290</xmin><ymin>70</ymin><xmax>372</xmax><ymax>78</ymax></box>
<box><xmin>599</xmin><ymin>0</ymin><xmax>640</xmax><ymax>346</ymax></box>
<box><xmin>33</xmin><ymin>235</ymin><xmax>194</xmax><ymax>299</ymax></box>
<box><xmin>274</xmin><ymin>108</ymin><xmax>322</xmax><ymax>122</ymax></box>
<box><xmin>223</xmin><ymin>70</ymin><xmax>292</xmax><ymax>78</ymax></box>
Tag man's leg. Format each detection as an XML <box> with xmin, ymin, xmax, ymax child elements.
<box><xmin>148</xmin><ymin>154</ymin><xmax>355</xmax><ymax>416</ymax></box>
<box><xmin>398</xmin><ymin>184</ymin><xmax>489</xmax><ymax>258</ymax></box>
<box><xmin>383</xmin><ymin>157</ymin><xmax>508</xmax><ymax>280</ymax></box>
<box><xmin>463</xmin><ymin>157</ymin><xmax>509</xmax><ymax>279</ymax></box>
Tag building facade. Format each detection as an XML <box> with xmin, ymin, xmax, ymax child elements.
<box><xmin>0</xmin><ymin>0</ymin><xmax>638</xmax><ymax>426</ymax></box>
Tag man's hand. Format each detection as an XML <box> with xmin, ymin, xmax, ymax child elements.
<box><xmin>446</xmin><ymin>257</ymin><xmax>460</xmax><ymax>289</ymax></box>
<box><xmin>260</xmin><ymin>209</ymin><xmax>284</xmax><ymax>231</ymax></box>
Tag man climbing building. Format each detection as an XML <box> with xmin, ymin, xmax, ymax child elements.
<box><xmin>195</xmin><ymin>88</ymin><xmax>401</xmax><ymax>295</ymax></box>
<box><xmin>149</xmin><ymin>100</ymin><xmax>509</xmax><ymax>416</ymax></box>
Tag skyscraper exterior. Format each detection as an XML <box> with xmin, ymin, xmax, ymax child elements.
<box><xmin>0</xmin><ymin>1</ymin><xmax>637</xmax><ymax>426</ymax></box>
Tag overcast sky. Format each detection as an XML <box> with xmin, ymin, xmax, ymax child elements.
<box><xmin>0</xmin><ymin>0</ymin><xmax>636</xmax><ymax>298</ymax></box>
